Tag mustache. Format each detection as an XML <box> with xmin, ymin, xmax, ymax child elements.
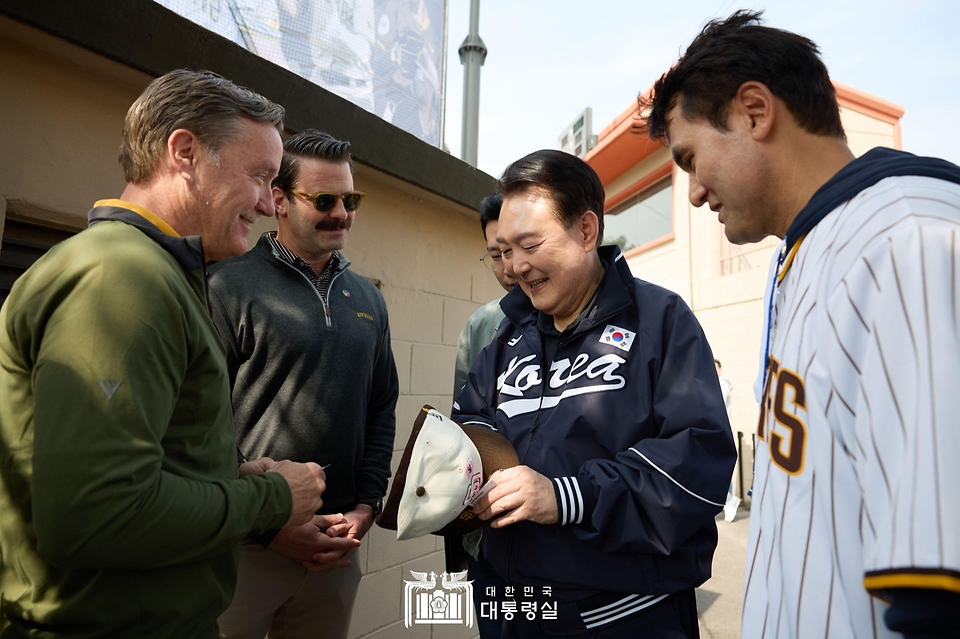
<box><xmin>316</xmin><ymin>219</ymin><xmax>352</xmax><ymax>231</ymax></box>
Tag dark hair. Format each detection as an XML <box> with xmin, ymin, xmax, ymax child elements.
<box><xmin>479</xmin><ymin>193</ymin><xmax>502</xmax><ymax>238</ymax></box>
<box><xmin>642</xmin><ymin>10</ymin><xmax>844</xmax><ymax>143</ymax></box>
<box><xmin>120</xmin><ymin>69</ymin><xmax>284</xmax><ymax>184</ymax></box>
<box><xmin>714</xmin><ymin>358</ymin><xmax>722</xmax><ymax>367</ymax></box>
<box><xmin>273</xmin><ymin>129</ymin><xmax>352</xmax><ymax>195</ymax></box>
<box><xmin>498</xmin><ymin>150</ymin><xmax>605</xmax><ymax>247</ymax></box>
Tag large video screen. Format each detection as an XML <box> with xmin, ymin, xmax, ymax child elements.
<box><xmin>155</xmin><ymin>0</ymin><xmax>447</xmax><ymax>146</ymax></box>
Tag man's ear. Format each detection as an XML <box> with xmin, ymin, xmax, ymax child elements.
<box><xmin>732</xmin><ymin>81</ymin><xmax>776</xmax><ymax>141</ymax></box>
<box><xmin>167</xmin><ymin>128</ymin><xmax>203</xmax><ymax>179</ymax></box>
<box><xmin>273</xmin><ymin>186</ymin><xmax>288</xmax><ymax>218</ymax></box>
<box><xmin>579</xmin><ymin>210</ymin><xmax>601</xmax><ymax>251</ymax></box>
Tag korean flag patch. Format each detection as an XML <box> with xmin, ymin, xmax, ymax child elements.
<box><xmin>600</xmin><ymin>325</ymin><xmax>635</xmax><ymax>352</ymax></box>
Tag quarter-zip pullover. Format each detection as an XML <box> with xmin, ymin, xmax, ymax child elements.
<box><xmin>208</xmin><ymin>233</ymin><xmax>398</xmax><ymax>514</ymax></box>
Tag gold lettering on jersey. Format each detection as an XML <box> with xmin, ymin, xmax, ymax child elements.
<box><xmin>757</xmin><ymin>358</ymin><xmax>779</xmax><ymax>439</ymax></box>
<box><xmin>757</xmin><ymin>357</ymin><xmax>808</xmax><ymax>475</ymax></box>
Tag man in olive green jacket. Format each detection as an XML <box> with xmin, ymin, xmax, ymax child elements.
<box><xmin>0</xmin><ymin>70</ymin><xmax>326</xmax><ymax>638</ymax></box>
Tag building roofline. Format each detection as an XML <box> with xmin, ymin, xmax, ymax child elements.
<box><xmin>833</xmin><ymin>81</ymin><xmax>905</xmax><ymax>123</ymax></box>
<box><xmin>583</xmin><ymin>86</ymin><xmax>654</xmax><ymax>186</ymax></box>
<box><xmin>585</xmin><ymin>80</ymin><xmax>905</xmax><ymax>186</ymax></box>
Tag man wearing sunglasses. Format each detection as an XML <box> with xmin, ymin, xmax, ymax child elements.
<box><xmin>210</xmin><ymin>129</ymin><xmax>398</xmax><ymax>639</ymax></box>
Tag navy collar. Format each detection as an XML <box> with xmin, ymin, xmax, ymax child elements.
<box><xmin>785</xmin><ymin>147</ymin><xmax>960</xmax><ymax>251</ymax></box>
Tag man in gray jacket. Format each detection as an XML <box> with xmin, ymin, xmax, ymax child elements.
<box><xmin>210</xmin><ymin>129</ymin><xmax>399</xmax><ymax>639</ymax></box>
<box><xmin>453</xmin><ymin>193</ymin><xmax>518</xmax><ymax>397</ymax></box>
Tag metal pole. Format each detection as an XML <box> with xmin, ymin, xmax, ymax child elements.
<box><xmin>458</xmin><ymin>0</ymin><xmax>486</xmax><ymax>166</ymax></box>
<box><xmin>439</xmin><ymin>0</ymin><xmax>450</xmax><ymax>149</ymax></box>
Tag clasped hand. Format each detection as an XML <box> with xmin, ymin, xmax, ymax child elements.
<box><xmin>268</xmin><ymin>514</ymin><xmax>359</xmax><ymax>571</ymax></box>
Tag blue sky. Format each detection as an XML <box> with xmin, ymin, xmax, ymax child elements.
<box><xmin>442</xmin><ymin>0</ymin><xmax>960</xmax><ymax>177</ymax></box>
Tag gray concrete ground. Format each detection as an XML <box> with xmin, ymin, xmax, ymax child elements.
<box><xmin>697</xmin><ymin>501</ymin><xmax>751</xmax><ymax>639</ymax></box>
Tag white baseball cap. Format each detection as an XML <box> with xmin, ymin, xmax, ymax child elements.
<box><xmin>377</xmin><ymin>406</ymin><xmax>518</xmax><ymax>540</ymax></box>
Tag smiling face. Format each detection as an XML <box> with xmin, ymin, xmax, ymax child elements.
<box><xmin>192</xmin><ymin>118</ymin><xmax>283</xmax><ymax>261</ymax></box>
<box><xmin>483</xmin><ymin>220</ymin><xmax>517</xmax><ymax>293</ymax></box>
<box><xmin>275</xmin><ymin>157</ymin><xmax>355</xmax><ymax>268</ymax></box>
<box><xmin>497</xmin><ymin>189</ymin><xmax>602</xmax><ymax>331</ymax></box>
<box><xmin>665</xmin><ymin>103</ymin><xmax>776</xmax><ymax>245</ymax></box>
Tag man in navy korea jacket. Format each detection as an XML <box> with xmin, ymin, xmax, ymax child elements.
<box><xmin>452</xmin><ymin>149</ymin><xmax>736</xmax><ymax>639</ymax></box>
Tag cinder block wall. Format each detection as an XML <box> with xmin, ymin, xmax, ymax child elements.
<box><xmin>347</xmin><ymin>169</ymin><xmax>495</xmax><ymax>639</ymax></box>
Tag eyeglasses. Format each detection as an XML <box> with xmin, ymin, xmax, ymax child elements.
<box><xmin>480</xmin><ymin>251</ymin><xmax>504</xmax><ymax>270</ymax></box>
<box><xmin>290</xmin><ymin>189</ymin><xmax>366</xmax><ymax>213</ymax></box>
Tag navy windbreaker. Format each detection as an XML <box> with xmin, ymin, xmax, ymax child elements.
<box><xmin>452</xmin><ymin>246</ymin><xmax>737</xmax><ymax>600</ymax></box>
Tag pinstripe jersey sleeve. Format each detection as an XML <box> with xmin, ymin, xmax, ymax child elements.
<box><xmin>823</xmin><ymin>191</ymin><xmax>960</xmax><ymax>596</ymax></box>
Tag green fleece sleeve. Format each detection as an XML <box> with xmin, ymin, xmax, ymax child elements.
<box><xmin>21</xmin><ymin>247</ymin><xmax>291</xmax><ymax>570</ymax></box>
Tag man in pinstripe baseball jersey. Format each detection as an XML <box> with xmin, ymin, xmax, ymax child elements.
<box><xmin>644</xmin><ymin>10</ymin><xmax>960</xmax><ymax>639</ymax></box>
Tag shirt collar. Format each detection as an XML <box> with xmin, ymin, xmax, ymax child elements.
<box><xmin>266</xmin><ymin>231</ymin><xmax>343</xmax><ymax>276</ymax></box>
<box><xmin>93</xmin><ymin>199</ymin><xmax>180</xmax><ymax>237</ymax></box>
<box><xmin>87</xmin><ymin>201</ymin><xmax>204</xmax><ymax>272</ymax></box>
